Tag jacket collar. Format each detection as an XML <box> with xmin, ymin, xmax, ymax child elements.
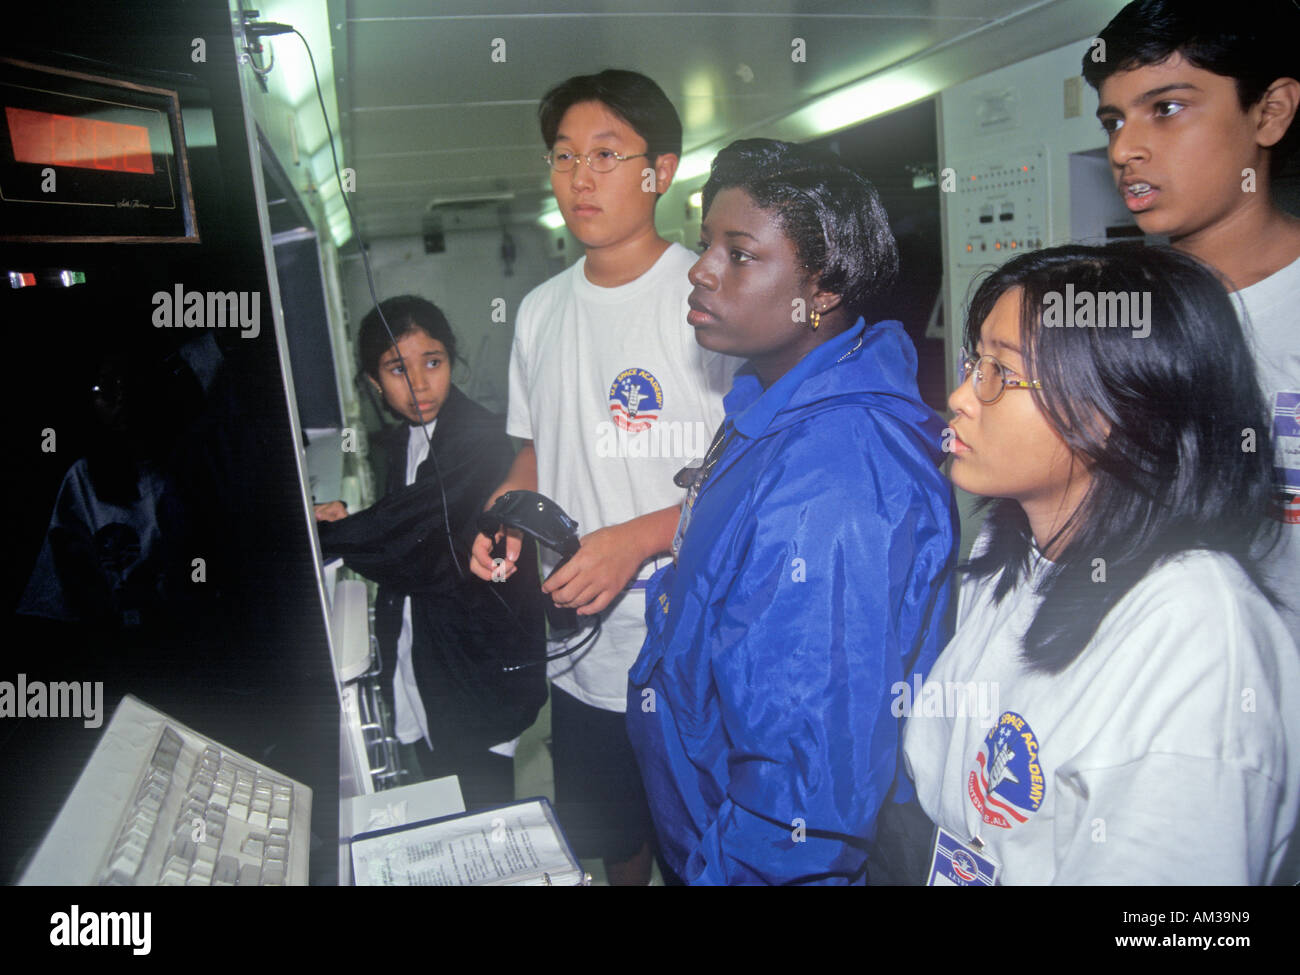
<box><xmin>728</xmin><ymin>318</ymin><xmax>871</xmax><ymax>439</ymax></box>
<box><xmin>381</xmin><ymin>384</ymin><xmax>470</xmax><ymax>484</ymax></box>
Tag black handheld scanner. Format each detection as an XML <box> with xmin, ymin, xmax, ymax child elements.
<box><xmin>478</xmin><ymin>490</ymin><xmax>584</xmax><ymax>633</ymax></box>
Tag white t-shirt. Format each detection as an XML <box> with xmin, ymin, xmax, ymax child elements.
<box><xmin>1237</xmin><ymin>254</ymin><xmax>1300</xmax><ymax>648</ymax></box>
<box><xmin>393</xmin><ymin>420</ymin><xmax>517</xmax><ymax>758</ymax></box>
<box><xmin>507</xmin><ymin>243</ymin><xmax>735</xmax><ymax>710</ymax></box>
<box><xmin>903</xmin><ymin>549</ymin><xmax>1300</xmax><ymax>884</ymax></box>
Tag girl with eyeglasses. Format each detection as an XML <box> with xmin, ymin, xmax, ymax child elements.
<box><xmin>902</xmin><ymin>244</ymin><xmax>1300</xmax><ymax>884</ymax></box>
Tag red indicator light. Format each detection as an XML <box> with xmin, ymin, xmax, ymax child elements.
<box><xmin>5</xmin><ymin>106</ymin><xmax>153</xmax><ymax>174</ymax></box>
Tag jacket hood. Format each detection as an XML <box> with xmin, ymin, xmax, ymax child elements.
<box><xmin>728</xmin><ymin>318</ymin><xmax>946</xmax><ymax>462</ymax></box>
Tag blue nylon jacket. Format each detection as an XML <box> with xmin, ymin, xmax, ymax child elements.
<box><xmin>626</xmin><ymin>319</ymin><xmax>957</xmax><ymax>885</ymax></box>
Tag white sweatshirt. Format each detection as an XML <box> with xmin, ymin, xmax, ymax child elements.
<box><xmin>903</xmin><ymin>549</ymin><xmax>1300</xmax><ymax>884</ymax></box>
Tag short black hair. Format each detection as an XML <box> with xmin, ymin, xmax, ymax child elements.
<box><xmin>701</xmin><ymin>138</ymin><xmax>899</xmax><ymax>322</ymax></box>
<box><xmin>538</xmin><ymin>69</ymin><xmax>682</xmax><ymax>160</ymax></box>
<box><xmin>1082</xmin><ymin>0</ymin><xmax>1300</xmax><ymax>160</ymax></box>
<box><xmin>357</xmin><ymin>295</ymin><xmax>458</xmax><ymax>381</ymax></box>
<box><xmin>963</xmin><ymin>243</ymin><xmax>1278</xmax><ymax>673</ymax></box>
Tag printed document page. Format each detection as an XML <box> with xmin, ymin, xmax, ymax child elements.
<box><xmin>351</xmin><ymin>798</ymin><xmax>583</xmax><ymax>886</ymax></box>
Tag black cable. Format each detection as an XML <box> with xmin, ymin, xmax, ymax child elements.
<box><xmin>292</xmin><ymin>27</ymin><xmax>462</xmax><ymax>583</ymax></box>
<box><xmin>290</xmin><ymin>25</ymin><xmax>599</xmax><ymax>670</ymax></box>
<box><xmin>500</xmin><ymin>615</ymin><xmax>601</xmax><ymax>671</ymax></box>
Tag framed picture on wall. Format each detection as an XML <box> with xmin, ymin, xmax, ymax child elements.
<box><xmin>0</xmin><ymin>57</ymin><xmax>199</xmax><ymax>243</ymax></box>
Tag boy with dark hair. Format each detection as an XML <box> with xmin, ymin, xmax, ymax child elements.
<box><xmin>1083</xmin><ymin>0</ymin><xmax>1300</xmax><ymax>648</ymax></box>
<box><xmin>469</xmin><ymin>70</ymin><xmax>734</xmax><ymax>883</ymax></box>
<box><xmin>537</xmin><ymin>69</ymin><xmax>683</xmax><ymax>173</ymax></box>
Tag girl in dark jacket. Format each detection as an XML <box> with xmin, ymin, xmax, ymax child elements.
<box><xmin>317</xmin><ymin>296</ymin><xmax>546</xmax><ymax>808</ymax></box>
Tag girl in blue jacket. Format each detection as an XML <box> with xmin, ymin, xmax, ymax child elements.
<box><xmin>626</xmin><ymin>139</ymin><xmax>958</xmax><ymax>884</ymax></box>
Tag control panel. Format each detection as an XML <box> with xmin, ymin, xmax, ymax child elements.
<box><xmin>948</xmin><ymin>145</ymin><xmax>1048</xmax><ymax>269</ymax></box>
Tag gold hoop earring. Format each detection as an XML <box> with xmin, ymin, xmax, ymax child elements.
<box><xmin>810</xmin><ymin>308</ymin><xmax>821</xmax><ymax>331</ymax></box>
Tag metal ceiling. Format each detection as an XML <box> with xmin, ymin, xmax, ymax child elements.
<box><xmin>317</xmin><ymin>0</ymin><xmax>1119</xmax><ymax>241</ymax></box>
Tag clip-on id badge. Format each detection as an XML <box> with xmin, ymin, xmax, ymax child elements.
<box><xmin>927</xmin><ymin>825</ymin><xmax>1001</xmax><ymax>886</ymax></box>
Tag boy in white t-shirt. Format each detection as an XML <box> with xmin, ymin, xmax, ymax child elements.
<box><xmin>469</xmin><ymin>70</ymin><xmax>733</xmax><ymax>884</ymax></box>
<box><xmin>1083</xmin><ymin>0</ymin><xmax>1300</xmax><ymax>647</ymax></box>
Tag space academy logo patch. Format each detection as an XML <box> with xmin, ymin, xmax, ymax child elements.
<box><xmin>968</xmin><ymin>710</ymin><xmax>1045</xmax><ymax>829</ymax></box>
<box><xmin>951</xmin><ymin>848</ymin><xmax>979</xmax><ymax>882</ymax></box>
<box><xmin>609</xmin><ymin>368</ymin><xmax>664</xmax><ymax>433</ymax></box>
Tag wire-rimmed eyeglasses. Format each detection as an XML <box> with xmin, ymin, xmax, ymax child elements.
<box><xmin>543</xmin><ymin>147</ymin><xmax>650</xmax><ymax>173</ymax></box>
<box><xmin>958</xmin><ymin>352</ymin><xmax>1043</xmax><ymax>404</ymax></box>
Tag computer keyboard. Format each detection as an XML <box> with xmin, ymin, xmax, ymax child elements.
<box><xmin>20</xmin><ymin>695</ymin><xmax>312</xmax><ymax>886</ymax></box>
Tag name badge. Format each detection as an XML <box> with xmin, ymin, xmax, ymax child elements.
<box><xmin>927</xmin><ymin>826</ymin><xmax>1000</xmax><ymax>886</ymax></box>
<box><xmin>671</xmin><ymin>479</ymin><xmax>699</xmax><ymax>564</ymax></box>
<box><xmin>1271</xmin><ymin>391</ymin><xmax>1299</xmax><ymax>492</ymax></box>
<box><xmin>671</xmin><ymin>422</ymin><xmax>732</xmax><ymax>565</ymax></box>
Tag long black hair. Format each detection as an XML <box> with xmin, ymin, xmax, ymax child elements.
<box><xmin>963</xmin><ymin>243</ymin><xmax>1279</xmax><ymax>673</ymax></box>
